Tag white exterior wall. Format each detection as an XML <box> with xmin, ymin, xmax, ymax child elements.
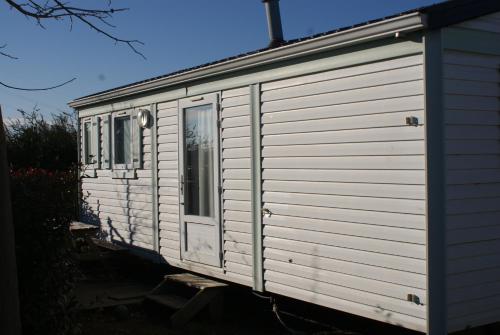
<box><xmin>78</xmin><ymin>36</ymin><xmax>428</xmax><ymax>333</ymax></box>
<box><xmin>443</xmin><ymin>12</ymin><xmax>500</xmax><ymax>333</ymax></box>
<box><xmin>260</xmin><ymin>54</ymin><xmax>427</xmax><ymax>332</ymax></box>
<box><xmin>80</xmin><ymin>114</ymin><xmax>155</xmax><ymax>250</ymax></box>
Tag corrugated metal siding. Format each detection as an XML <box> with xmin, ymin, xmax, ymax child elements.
<box><xmin>260</xmin><ymin>54</ymin><xmax>427</xmax><ymax>332</ymax></box>
<box><xmin>80</xmin><ymin>115</ymin><xmax>155</xmax><ymax>250</ymax></box>
<box><xmin>444</xmin><ymin>12</ymin><xmax>500</xmax><ymax>333</ymax></box>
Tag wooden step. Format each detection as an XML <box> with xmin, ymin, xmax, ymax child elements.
<box><xmin>147</xmin><ymin>273</ymin><xmax>228</xmax><ymax>327</ymax></box>
<box><xmin>90</xmin><ymin>238</ymin><xmax>128</xmax><ymax>252</ymax></box>
<box><xmin>165</xmin><ymin>273</ymin><xmax>228</xmax><ymax>290</ymax></box>
<box><xmin>146</xmin><ymin>293</ymin><xmax>189</xmax><ymax>310</ymax></box>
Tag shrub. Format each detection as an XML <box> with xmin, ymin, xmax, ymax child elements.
<box><xmin>5</xmin><ymin>107</ymin><xmax>77</xmax><ymax>171</ymax></box>
<box><xmin>6</xmin><ymin>109</ymin><xmax>81</xmax><ymax>335</ymax></box>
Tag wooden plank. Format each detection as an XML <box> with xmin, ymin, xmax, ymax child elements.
<box><xmin>262</xmin><ymin>141</ymin><xmax>424</xmax><ymax>157</ymax></box>
<box><xmin>223</xmin><ymin>179</ymin><xmax>251</xmax><ymax>190</ymax></box>
<box><xmin>224</xmin><ymin>230</ymin><xmax>252</xmax><ymax>243</ymax></box>
<box><xmin>447</xmin><ymin>169</ymin><xmax>500</xmax><ymax>184</ymax></box>
<box><xmin>223</xmin><ymin>200</ymin><xmax>251</xmax><ymax>212</ymax></box>
<box><xmin>222</xmin><ymin>147</ymin><xmax>250</xmax><ymax>159</ymax></box>
<box><xmin>263</xmin><ymin>226</ymin><xmax>425</xmax><ymax>259</ymax></box>
<box><xmin>263</xmin><ymin>169</ymin><xmax>425</xmax><ymax>184</ymax></box>
<box><xmin>262</xmin><ymin>155</ymin><xmax>425</xmax><ymax>170</ymax></box>
<box><xmin>264</xmin><ymin>214</ymin><xmax>426</xmax><ymax>243</ymax></box>
<box><xmin>263</xmin><ymin>191</ymin><xmax>425</xmax><ymax>214</ymax></box>
<box><xmin>262</xmin><ymin>126</ymin><xmax>424</xmax><ymax>146</ymax></box>
<box><xmin>444</xmin><ymin>79</ymin><xmax>499</xmax><ymax>97</ymax></box>
<box><xmin>264</xmin><ymin>247</ymin><xmax>426</xmax><ymax>289</ymax></box>
<box><xmin>221</xmin><ymin>115</ymin><xmax>250</xmax><ymax>128</ymax></box>
<box><xmin>221</xmin><ymin>104</ymin><xmax>249</xmax><ymax>118</ymax></box>
<box><xmin>222</xmin><ymin>126</ymin><xmax>251</xmax><ymax>138</ymax></box>
<box><xmin>221</xmin><ymin>95</ymin><xmax>249</xmax><ymax>108</ymax></box>
<box><xmin>265</xmin><ymin>282</ymin><xmax>426</xmax><ymax>332</ymax></box>
<box><xmin>445</xmin><ymin>125</ymin><xmax>500</xmax><ymax>140</ymax></box>
<box><xmin>223</xmin><ymin>168</ymin><xmax>251</xmax><ymax>180</ymax></box>
<box><xmin>262</xmin><ymin>54</ymin><xmax>423</xmax><ymax>91</ymax></box>
<box><xmin>261</xmin><ymin>81</ymin><xmax>423</xmax><ymax>113</ymax></box>
<box><xmin>261</xmin><ymin>95</ymin><xmax>424</xmax><ymax>120</ymax></box>
<box><xmin>222</xmin><ymin>86</ymin><xmax>249</xmax><ymax>98</ymax></box>
<box><xmin>262</xmin><ymin>203</ymin><xmax>425</xmax><ymax>229</ymax></box>
<box><xmin>224</xmin><ymin>220</ymin><xmax>251</xmax><ymax>234</ymax></box>
<box><xmin>264</xmin><ymin>270</ymin><xmax>426</xmax><ymax>319</ymax></box>
<box><xmin>443</xmin><ymin>50</ymin><xmax>500</xmax><ymax>68</ymax></box>
<box><xmin>261</xmin><ymin>65</ymin><xmax>423</xmax><ymax>102</ymax></box>
<box><xmin>222</xmin><ymin>138</ymin><xmax>251</xmax><ymax>149</ymax></box>
<box><xmin>262</xmin><ymin>110</ymin><xmax>425</xmax><ymax>133</ymax></box>
<box><xmin>444</xmin><ymin>95</ymin><xmax>499</xmax><ymax>111</ymax></box>
<box><xmin>443</xmin><ymin>63</ymin><xmax>500</xmax><ymax>82</ymax></box>
<box><xmin>447</xmin><ymin>183</ymin><xmax>500</xmax><ymax>199</ymax></box>
<box><xmin>264</xmin><ymin>259</ymin><xmax>426</xmax><ymax>303</ymax></box>
<box><xmin>263</xmin><ymin>180</ymin><xmax>425</xmax><ymax>199</ymax></box>
<box><xmin>222</xmin><ymin>158</ymin><xmax>251</xmax><ymax>169</ymax></box>
<box><xmin>264</xmin><ymin>237</ymin><xmax>426</xmax><ymax>274</ymax></box>
<box><xmin>223</xmin><ymin>190</ymin><xmax>251</xmax><ymax>201</ymax></box>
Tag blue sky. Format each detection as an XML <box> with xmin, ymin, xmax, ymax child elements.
<box><xmin>0</xmin><ymin>0</ymin><xmax>442</xmax><ymax>119</ymax></box>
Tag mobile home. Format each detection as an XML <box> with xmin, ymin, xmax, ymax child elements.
<box><xmin>69</xmin><ymin>0</ymin><xmax>500</xmax><ymax>333</ymax></box>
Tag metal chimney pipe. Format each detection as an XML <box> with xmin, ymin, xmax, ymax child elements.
<box><xmin>262</xmin><ymin>0</ymin><xmax>284</xmax><ymax>47</ymax></box>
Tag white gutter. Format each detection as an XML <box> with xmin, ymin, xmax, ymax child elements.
<box><xmin>69</xmin><ymin>12</ymin><xmax>425</xmax><ymax>108</ymax></box>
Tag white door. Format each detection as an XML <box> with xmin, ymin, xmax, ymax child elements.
<box><xmin>178</xmin><ymin>94</ymin><xmax>222</xmax><ymax>267</ymax></box>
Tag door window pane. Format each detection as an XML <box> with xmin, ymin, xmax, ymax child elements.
<box><xmin>84</xmin><ymin>122</ymin><xmax>92</xmax><ymax>164</ymax></box>
<box><xmin>184</xmin><ymin>104</ymin><xmax>215</xmax><ymax>217</ymax></box>
<box><xmin>114</xmin><ymin>116</ymin><xmax>131</xmax><ymax>165</ymax></box>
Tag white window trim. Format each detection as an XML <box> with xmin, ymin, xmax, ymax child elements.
<box><xmin>111</xmin><ymin>110</ymin><xmax>134</xmax><ymax>171</ymax></box>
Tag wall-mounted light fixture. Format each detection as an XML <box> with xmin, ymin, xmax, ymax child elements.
<box><xmin>137</xmin><ymin>109</ymin><xmax>151</xmax><ymax>128</ymax></box>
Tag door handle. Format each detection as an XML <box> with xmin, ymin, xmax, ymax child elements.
<box><xmin>180</xmin><ymin>174</ymin><xmax>184</xmax><ymax>196</ymax></box>
<box><xmin>262</xmin><ymin>208</ymin><xmax>272</xmax><ymax>217</ymax></box>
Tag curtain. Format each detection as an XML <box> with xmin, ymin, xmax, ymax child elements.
<box><xmin>184</xmin><ymin>104</ymin><xmax>214</xmax><ymax>217</ymax></box>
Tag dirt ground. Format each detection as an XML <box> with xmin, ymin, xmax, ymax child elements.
<box><xmin>73</xmin><ymin>241</ymin><xmax>500</xmax><ymax>335</ymax></box>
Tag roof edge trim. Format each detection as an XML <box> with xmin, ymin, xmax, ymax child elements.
<box><xmin>69</xmin><ymin>12</ymin><xmax>424</xmax><ymax>109</ymax></box>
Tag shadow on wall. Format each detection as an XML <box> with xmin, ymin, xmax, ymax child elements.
<box><xmin>79</xmin><ymin>187</ymin><xmax>149</xmax><ymax>255</ymax></box>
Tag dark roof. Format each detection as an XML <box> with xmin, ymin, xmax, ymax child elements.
<box><xmin>74</xmin><ymin>0</ymin><xmax>500</xmax><ymax>102</ymax></box>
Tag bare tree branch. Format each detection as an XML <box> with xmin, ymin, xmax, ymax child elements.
<box><xmin>0</xmin><ymin>44</ymin><xmax>18</xmax><ymax>60</ymax></box>
<box><xmin>3</xmin><ymin>0</ymin><xmax>144</xmax><ymax>58</ymax></box>
<box><xmin>0</xmin><ymin>77</ymin><xmax>76</xmax><ymax>91</ymax></box>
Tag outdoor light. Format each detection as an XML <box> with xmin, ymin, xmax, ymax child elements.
<box><xmin>137</xmin><ymin>109</ymin><xmax>151</xmax><ymax>128</ymax></box>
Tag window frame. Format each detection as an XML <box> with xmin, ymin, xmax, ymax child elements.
<box><xmin>112</xmin><ymin>110</ymin><xmax>134</xmax><ymax>171</ymax></box>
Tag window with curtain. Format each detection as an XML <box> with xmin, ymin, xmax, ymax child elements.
<box><xmin>183</xmin><ymin>104</ymin><xmax>215</xmax><ymax>217</ymax></box>
<box><xmin>83</xmin><ymin>121</ymin><xmax>93</xmax><ymax>164</ymax></box>
<box><xmin>114</xmin><ymin>115</ymin><xmax>131</xmax><ymax>166</ymax></box>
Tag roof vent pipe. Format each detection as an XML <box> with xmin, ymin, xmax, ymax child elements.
<box><xmin>262</xmin><ymin>0</ymin><xmax>284</xmax><ymax>47</ymax></box>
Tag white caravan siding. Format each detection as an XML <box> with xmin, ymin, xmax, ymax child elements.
<box><xmin>157</xmin><ymin>100</ymin><xmax>181</xmax><ymax>260</ymax></box>
<box><xmin>260</xmin><ymin>55</ymin><xmax>427</xmax><ymax>332</ymax></box>
<box><xmin>443</xmin><ymin>12</ymin><xmax>500</xmax><ymax>333</ymax></box>
<box><xmin>80</xmin><ymin>115</ymin><xmax>155</xmax><ymax>250</ymax></box>
<box><xmin>156</xmin><ymin>88</ymin><xmax>254</xmax><ymax>287</ymax></box>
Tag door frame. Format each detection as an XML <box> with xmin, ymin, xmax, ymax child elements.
<box><xmin>178</xmin><ymin>93</ymin><xmax>222</xmax><ymax>267</ymax></box>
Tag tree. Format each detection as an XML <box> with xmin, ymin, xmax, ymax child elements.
<box><xmin>1</xmin><ymin>0</ymin><xmax>144</xmax><ymax>90</ymax></box>
<box><xmin>0</xmin><ymin>107</ymin><xmax>22</xmax><ymax>335</ymax></box>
